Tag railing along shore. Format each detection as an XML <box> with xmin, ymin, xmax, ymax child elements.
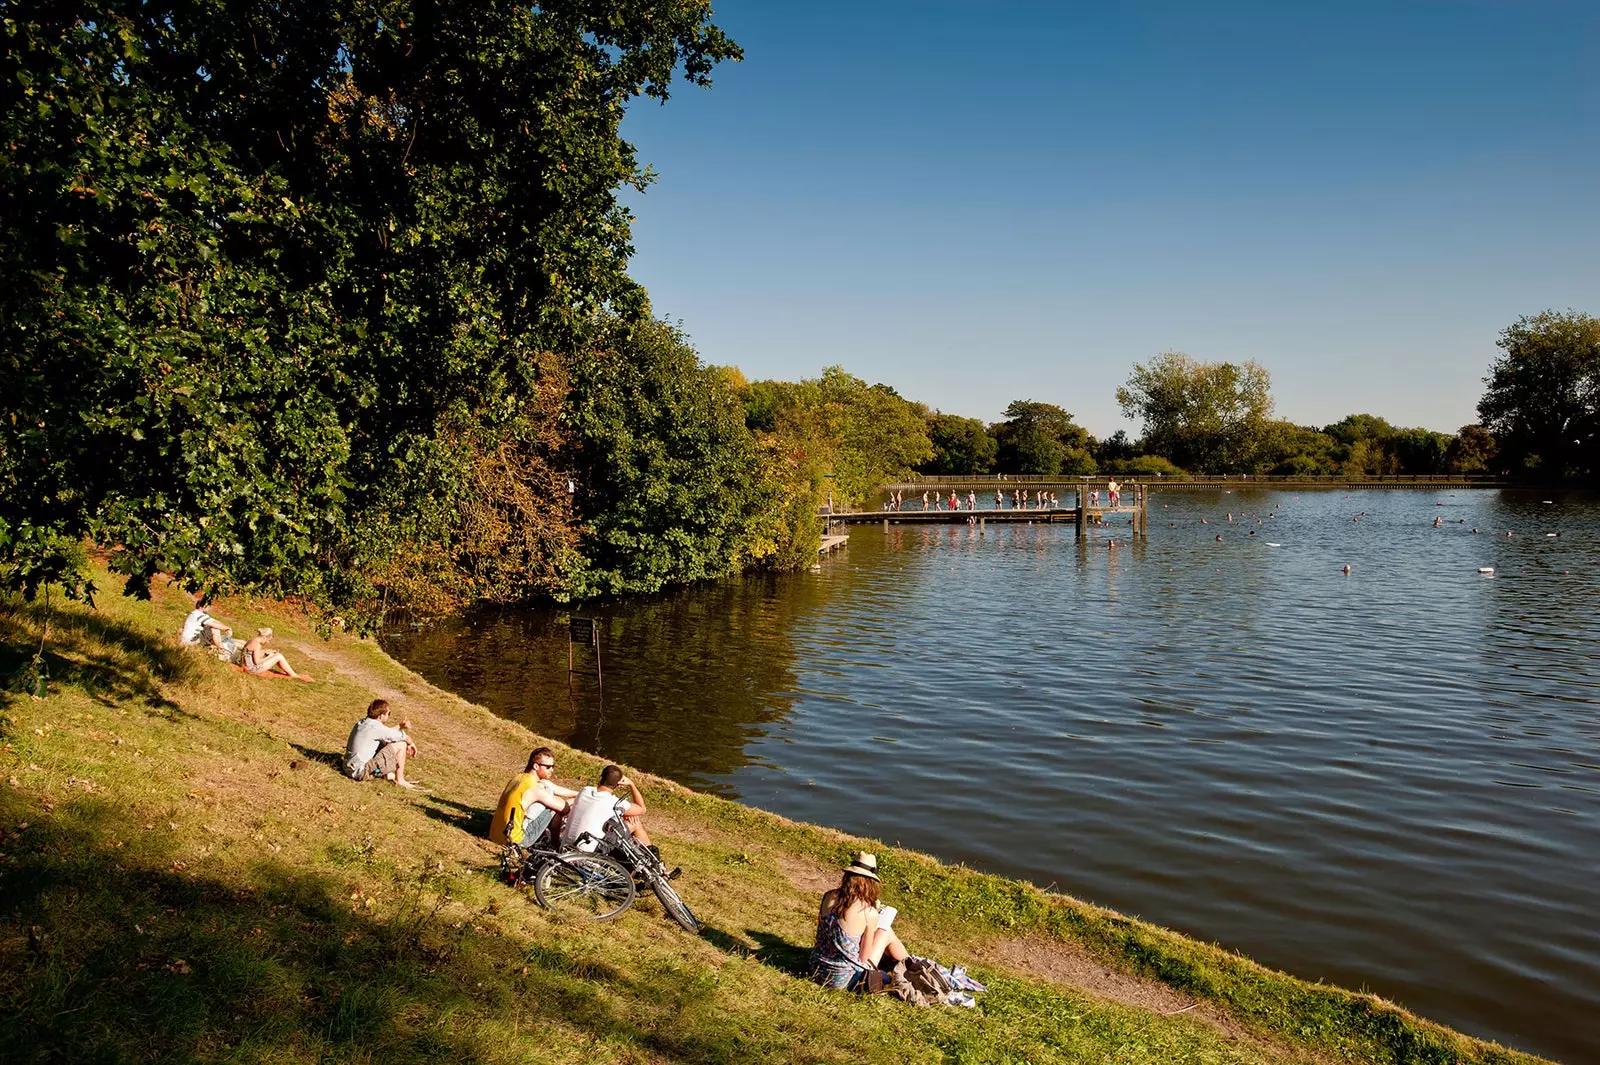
<box><xmin>882</xmin><ymin>473</ymin><xmax>1506</xmax><ymax>489</ymax></box>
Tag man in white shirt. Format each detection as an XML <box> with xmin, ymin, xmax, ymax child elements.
<box><xmin>560</xmin><ymin>765</ymin><xmax>651</xmax><ymax>852</ymax></box>
<box><xmin>342</xmin><ymin>699</ymin><xmax>418</xmax><ymax>789</ymax></box>
<box><xmin>179</xmin><ymin>593</ymin><xmax>238</xmax><ymax>661</ymax></box>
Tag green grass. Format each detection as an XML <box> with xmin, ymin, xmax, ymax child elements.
<box><xmin>0</xmin><ymin>578</ymin><xmax>1552</xmax><ymax>1064</ymax></box>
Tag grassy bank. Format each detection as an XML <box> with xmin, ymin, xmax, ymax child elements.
<box><xmin>0</xmin><ymin>576</ymin><xmax>1549</xmax><ymax>1065</ymax></box>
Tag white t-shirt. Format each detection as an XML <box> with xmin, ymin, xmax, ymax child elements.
<box><xmin>180</xmin><ymin>610</ymin><xmax>213</xmax><ymax>644</ymax></box>
<box><xmin>560</xmin><ymin>786</ymin><xmax>631</xmax><ymax>852</ymax></box>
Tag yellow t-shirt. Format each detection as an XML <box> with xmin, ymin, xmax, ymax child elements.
<box><xmin>490</xmin><ymin>772</ymin><xmax>545</xmax><ymax>845</ymax></box>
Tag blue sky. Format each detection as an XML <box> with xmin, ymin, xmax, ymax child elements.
<box><xmin>618</xmin><ymin>0</ymin><xmax>1598</xmax><ymax>437</ymax></box>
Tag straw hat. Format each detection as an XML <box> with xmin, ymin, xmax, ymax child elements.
<box><xmin>843</xmin><ymin>851</ymin><xmax>879</xmax><ymax>881</ymax></box>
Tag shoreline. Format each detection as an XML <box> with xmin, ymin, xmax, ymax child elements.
<box><xmin>0</xmin><ymin>574</ymin><xmax>1557</xmax><ymax>1064</ymax></box>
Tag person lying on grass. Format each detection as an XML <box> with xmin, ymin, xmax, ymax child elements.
<box><xmin>491</xmin><ymin>746</ymin><xmax>577</xmax><ymax>847</ymax></box>
<box><xmin>342</xmin><ymin>699</ymin><xmax>420</xmax><ymax>789</ymax></box>
<box><xmin>810</xmin><ymin>852</ymin><xmax>911</xmax><ymax>991</ymax></box>
<box><xmin>240</xmin><ymin>627</ymin><xmax>310</xmax><ymax>681</ymax></box>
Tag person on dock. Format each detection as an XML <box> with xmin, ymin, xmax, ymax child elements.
<box><xmin>995</xmin><ymin>489</ymin><xmax>1004</xmax><ymax>509</ymax></box>
<box><xmin>491</xmin><ymin>746</ymin><xmax>577</xmax><ymax>847</ymax></box>
<box><xmin>1108</xmin><ymin>480</ymin><xmax>1120</xmax><ymax>507</ymax></box>
<box><xmin>809</xmin><ymin>851</ymin><xmax>911</xmax><ymax>991</ymax></box>
<box><xmin>948</xmin><ymin>490</ymin><xmax>959</xmax><ymax>511</ymax></box>
<box><xmin>342</xmin><ymin>698</ymin><xmax>419</xmax><ymax>789</ymax></box>
<box><xmin>1012</xmin><ymin>489</ymin><xmax>1020</xmax><ymax>509</ymax></box>
<box><xmin>921</xmin><ymin>491</ymin><xmax>929</xmax><ymax>511</ymax></box>
<box><xmin>967</xmin><ymin>491</ymin><xmax>977</xmax><ymax>511</ymax></box>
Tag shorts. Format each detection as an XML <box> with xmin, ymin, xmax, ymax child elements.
<box><xmin>515</xmin><ymin>805</ymin><xmax>555</xmax><ymax>846</ymax></box>
<box><xmin>362</xmin><ymin>741</ymin><xmax>403</xmax><ymax>781</ymax></box>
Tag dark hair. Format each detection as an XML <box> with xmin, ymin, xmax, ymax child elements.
<box><xmin>525</xmin><ymin>747</ymin><xmax>554</xmax><ymax>773</ymax></box>
<box><xmin>366</xmin><ymin>699</ymin><xmax>390</xmax><ymax>720</ymax></box>
<box><xmin>598</xmin><ymin>764</ymin><xmax>624</xmax><ymax>788</ymax></box>
<box><xmin>830</xmin><ymin>872</ymin><xmax>881</xmax><ymax>916</ymax></box>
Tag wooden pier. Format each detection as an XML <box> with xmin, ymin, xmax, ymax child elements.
<box><xmin>825</xmin><ymin>484</ymin><xmax>1152</xmax><ymax>537</ymax></box>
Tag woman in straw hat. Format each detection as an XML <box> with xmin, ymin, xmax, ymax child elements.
<box><xmin>808</xmin><ymin>851</ymin><xmax>911</xmax><ymax>990</ymax></box>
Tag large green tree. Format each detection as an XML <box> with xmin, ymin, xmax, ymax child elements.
<box><xmin>1116</xmin><ymin>352</ymin><xmax>1274</xmax><ymax>473</ymax></box>
<box><xmin>992</xmin><ymin>401</ymin><xmax>1095</xmax><ymax>475</ymax></box>
<box><xmin>0</xmin><ymin>0</ymin><xmax>738</xmax><ymax>614</ymax></box>
<box><xmin>920</xmin><ymin>413</ymin><xmax>998</xmax><ymax>475</ymax></box>
<box><xmin>745</xmin><ymin>368</ymin><xmax>932</xmax><ymax>507</ymax></box>
<box><xmin>563</xmin><ymin>319</ymin><xmax>777</xmax><ymax>598</ymax></box>
<box><xmin>1478</xmin><ymin>310</ymin><xmax>1600</xmax><ymax>480</ymax></box>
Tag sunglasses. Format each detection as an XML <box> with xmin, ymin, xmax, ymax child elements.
<box><xmin>534</xmin><ymin>762</ymin><xmax>555</xmax><ymax>770</ymax></box>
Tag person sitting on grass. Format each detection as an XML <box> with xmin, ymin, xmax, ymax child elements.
<box><xmin>240</xmin><ymin>627</ymin><xmax>309</xmax><ymax>680</ymax></box>
<box><xmin>561</xmin><ymin>764</ymin><xmax>653</xmax><ymax>852</ymax></box>
<box><xmin>810</xmin><ymin>852</ymin><xmax>911</xmax><ymax>991</ymax></box>
<box><xmin>179</xmin><ymin>593</ymin><xmax>239</xmax><ymax>662</ymax></box>
<box><xmin>491</xmin><ymin>747</ymin><xmax>577</xmax><ymax>848</ymax></box>
<box><xmin>342</xmin><ymin>699</ymin><xmax>419</xmax><ymax>789</ymax></box>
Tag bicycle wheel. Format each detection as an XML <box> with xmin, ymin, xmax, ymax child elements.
<box><xmin>534</xmin><ymin>853</ymin><xmax>635</xmax><ymax>920</ymax></box>
<box><xmin>651</xmin><ymin>878</ymin><xmax>698</xmax><ymax>933</ymax></box>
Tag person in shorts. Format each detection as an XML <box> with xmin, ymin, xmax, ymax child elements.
<box><xmin>490</xmin><ymin>747</ymin><xmax>577</xmax><ymax>847</ymax></box>
<box><xmin>179</xmin><ymin>592</ymin><xmax>239</xmax><ymax>662</ymax></box>
<box><xmin>560</xmin><ymin>765</ymin><xmax>652</xmax><ymax>852</ymax></box>
<box><xmin>342</xmin><ymin>699</ymin><xmax>418</xmax><ymax>789</ymax></box>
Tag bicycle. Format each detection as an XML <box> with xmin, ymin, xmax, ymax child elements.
<box><xmin>500</xmin><ymin>831</ymin><xmax>635</xmax><ymax>921</ymax></box>
<box><xmin>584</xmin><ymin>814</ymin><xmax>698</xmax><ymax>934</ymax></box>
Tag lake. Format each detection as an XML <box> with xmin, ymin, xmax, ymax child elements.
<box><xmin>384</xmin><ymin>487</ymin><xmax>1600</xmax><ymax>1063</ymax></box>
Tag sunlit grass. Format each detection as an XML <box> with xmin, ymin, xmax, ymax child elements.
<box><xmin>0</xmin><ymin>580</ymin><xmax>1550</xmax><ymax>1064</ymax></box>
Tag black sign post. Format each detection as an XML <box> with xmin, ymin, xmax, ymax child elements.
<box><xmin>567</xmin><ymin>616</ymin><xmax>602</xmax><ymax>693</ymax></box>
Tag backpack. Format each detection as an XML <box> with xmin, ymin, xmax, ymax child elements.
<box><xmin>902</xmin><ymin>956</ymin><xmax>956</xmax><ymax>1000</ymax></box>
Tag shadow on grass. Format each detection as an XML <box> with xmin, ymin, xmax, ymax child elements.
<box><xmin>420</xmin><ymin>795</ymin><xmax>492</xmax><ymax>837</ymax></box>
<box><xmin>288</xmin><ymin>742</ymin><xmax>344</xmax><ymax>772</ymax></box>
<box><xmin>0</xmin><ymin>793</ymin><xmax>769</xmax><ymax>1065</ymax></box>
<box><xmin>0</xmin><ymin>597</ymin><xmax>196</xmax><ymax>711</ymax></box>
<box><xmin>699</xmin><ymin>925</ymin><xmax>813</xmax><ymax>980</ymax></box>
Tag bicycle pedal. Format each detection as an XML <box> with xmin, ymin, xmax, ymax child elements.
<box><xmin>666</xmin><ymin>867</ymin><xmax>682</xmax><ymax>881</ymax></box>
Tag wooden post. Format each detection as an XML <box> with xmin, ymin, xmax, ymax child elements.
<box><xmin>1076</xmin><ymin>484</ymin><xmax>1088</xmax><ymax>537</ymax></box>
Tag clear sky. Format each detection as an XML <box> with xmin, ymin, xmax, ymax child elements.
<box><xmin>618</xmin><ymin>0</ymin><xmax>1598</xmax><ymax>437</ymax></box>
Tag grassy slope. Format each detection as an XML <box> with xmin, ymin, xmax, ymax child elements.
<box><xmin>0</xmin><ymin>577</ymin><xmax>1551</xmax><ymax>1065</ymax></box>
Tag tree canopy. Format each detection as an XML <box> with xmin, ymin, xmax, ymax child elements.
<box><xmin>1116</xmin><ymin>352</ymin><xmax>1274</xmax><ymax>473</ymax></box>
<box><xmin>920</xmin><ymin>413</ymin><xmax>998</xmax><ymax>475</ymax></box>
<box><xmin>0</xmin><ymin>0</ymin><xmax>738</xmax><ymax>613</ymax></box>
<box><xmin>1478</xmin><ymin>310</ymin><xmax>1600</xmax><ymax>480</ymax></box>
<box><xmin>563</xmin><ymin>319</ymin><xmax>777</xmax><ymax>598</ymax></box>
<box><xmin>992</xmin><ymin>401</ymin><xmax>1095</xmax><ymax>476</ymax></box>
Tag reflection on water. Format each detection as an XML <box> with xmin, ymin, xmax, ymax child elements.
<box><xmin>387</xmin><ymin>488</ymin><xmax>1600</xmax><ymax>1063</ymax></box>
<box><xmin>389</xmin><ymin>572</ymin><xmax>823</xmax><ymax>792</ymax></box>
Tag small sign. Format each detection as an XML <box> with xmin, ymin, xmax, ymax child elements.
<box><xmin>569</xmin><ymin>617</ymin><xmax>598</xmax><ymax>646</ymax></box>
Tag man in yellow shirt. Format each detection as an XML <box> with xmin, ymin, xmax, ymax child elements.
<box><xmin>490</xmin><ymin>747</ymin><xmax>578</xmax><ymax>847</ymax></box>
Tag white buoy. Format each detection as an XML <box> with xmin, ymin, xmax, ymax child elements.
<box><xmin>1478</xmin><ymin>567</ymin><xmax>1494</xmax><ymax>574</ymax></box>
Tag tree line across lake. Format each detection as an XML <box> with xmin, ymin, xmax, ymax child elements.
<box><xmin>4</xmin><ymin>5</ymin><xmax>1598</xmax><ymax>624</ymax></box>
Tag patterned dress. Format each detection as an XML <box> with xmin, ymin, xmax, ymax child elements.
<box><xmin>810</xmin><ymin>912</ymin><xmax>870</xmax><ymax>990</ymax></box>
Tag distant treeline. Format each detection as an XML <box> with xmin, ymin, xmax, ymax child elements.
<box><xmin>3</xmin><ymin>11</ymin><xmax>1595</xmax><ymax>622</ymax></box>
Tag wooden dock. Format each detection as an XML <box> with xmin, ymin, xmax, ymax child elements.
<box><xmin>825</xmin><ymin>484</ymin><xmax>1152</xmax><ymax>537</ymax></box>
<box><xmin>818</xmin><ymin>533</ymin><xmax>850</xmax><ymax>554</ymax></box>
